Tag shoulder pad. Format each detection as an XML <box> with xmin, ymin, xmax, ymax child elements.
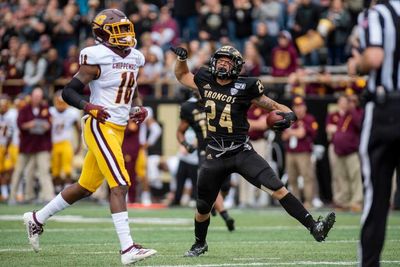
<box><xmin>79</xmin><ymin>45</ymin><xmax>111</xmax><ymax>65</ymax></box>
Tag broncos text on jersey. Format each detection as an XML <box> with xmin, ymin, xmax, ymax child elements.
<box><xmin>193</xmin><ymin>67</ymin><xmax>264</xmax><ymax>145</ymax></box>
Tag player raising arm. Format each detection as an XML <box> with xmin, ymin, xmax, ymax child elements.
<box><xmin>171</xmin><ymin>45</ymin><xmax>336</xmax><ymax>257</ymax></box>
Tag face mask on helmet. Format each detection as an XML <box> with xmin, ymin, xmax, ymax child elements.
<box><xmin>209</xmin><ymin>46</ymin><xmax>244</xmax><ymax>80</ymax></box>
<box><xmin>92</xmin><ymin>9</ymin><xmax>137</xmax><ymax>49</ymax></box>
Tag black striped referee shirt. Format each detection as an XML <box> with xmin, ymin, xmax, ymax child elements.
<box><xmin>358</xmin><ymin>1</ymin><xmax>400</xmax><ymax>93</ymax></box>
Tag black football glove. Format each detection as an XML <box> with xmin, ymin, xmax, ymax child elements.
<box><xmin>170</xmin><ymin>46</ymin><xmax>188</xmax><ymax>60</ymax></box>
<box><xmin>84</xmin><ymin>102</ymin><xmax>110</xmax><ymax>123</ymax></box>
<box><xmin>272</xmin><ymin>112</ymin><xmax>297</xmax><ymax>131</ymax></box>
<box><xmin>181</xmin><ymin>140</ymin><xmax>196</xmax><ymax>153</ymax></box>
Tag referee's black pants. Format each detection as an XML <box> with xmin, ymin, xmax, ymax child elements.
<box><xmin>359</xmin><ymin>100</ymin><xmax>400</xmax><ymax>267</ymax></box>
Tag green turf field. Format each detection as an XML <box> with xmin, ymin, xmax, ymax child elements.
<box><xmin>0</xmin><ymin>203</ymin><xmax>399</xmax><ymax>266</ymax></box>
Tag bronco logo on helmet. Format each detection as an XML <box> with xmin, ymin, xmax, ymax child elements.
<box><xmin>92</xmin><ymin>9</ymin><xmax>136</xmax><ymax>48</ymax></box>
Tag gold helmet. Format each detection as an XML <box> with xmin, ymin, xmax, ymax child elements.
<box><xmin>54</xmin><ymin>91</ymin><xmax>68</xmax><ymax>112</ymax></box>
<box><xmin>92</xmin><ymin>9</ymin><xmax>136</xmax><ymax>48</ymax></box>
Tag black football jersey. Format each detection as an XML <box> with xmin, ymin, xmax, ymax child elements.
<box><xmin>194</xmin><ymin>67</ymin><xmax>264</xmax><ymax>146</ymax></box>
<box><xmin>180</xmin><ymin>97</ymin><xmax>207</xmax><ymax>151</ymax></box>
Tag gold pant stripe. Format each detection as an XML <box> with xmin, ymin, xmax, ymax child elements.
<box><xmin>90</xmin><ymin>118</ymin><xmax>128</xmax><ymax>186</ymax></box>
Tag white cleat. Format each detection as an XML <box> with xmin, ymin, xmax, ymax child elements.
<box><xmin>23</xmin><ymin>211</ymin><xmax>44</xmax><ymax>253</ymax></box>
<box><xmin>120</xmin><ymin>243</ymin><xmax>157</xmax><ymax>265</ymax></box>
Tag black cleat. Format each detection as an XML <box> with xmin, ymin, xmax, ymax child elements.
<box><xmin>184</xmin><ymin>242</ymin><xmax>208</xmax><ymax>257</ymax></box>
<box><xmin>225</xmin><ymin>217</ymin><xmax>235</xmax><ymax>232</ymax></box>
<box><xmin>310</xmin><ymin>212</ymin><xmax>336</xmax><ymax>242</ymax></box>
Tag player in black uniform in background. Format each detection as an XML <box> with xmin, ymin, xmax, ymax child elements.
<box><xmin>171</xmin><ymin>45</ymin><xmax>336</xmax><ymax>257</ymax></box>
<box><xmin>177</xmin><ymin>90</ymin><xmax>235</xmax><ymax>231</ymax></box>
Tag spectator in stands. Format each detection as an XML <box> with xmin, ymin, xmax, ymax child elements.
<box><xmin>198</xmin><ymin>0</ymin><xmax>229</xmax><ymax>43</ymax></box>
<box><xmin>271</xmin><ymin>30</ymin><xmax>298</xmax><ymax>77</ymax></box>
<box><xmin>249</xmin><ymin>21</ymin><xmax>277</xmax><ymax>69</ymax></box>
<box><xmin>36</xmin><ymin>34</ymin><xmax>53</xmax><ymax>55</ymax></box>
<box><xmin>173</xmin><ymin>0</ymin><xmax>200</xmax><ymax>41</ymax></box>
<box><xmin>51</xmin><ymin>3</ymin><xmax>80</xmax><ymax>58</ymax></box>
<box><xmin>6</xmin><ymin>36</ymin><xmax>21</xmax><ymax>65</ymax></box>
<box><xmin>252</xmin><ymin>0</ymin><xmax>282</xmax><ymax>37</ymax></box>
<box><xmin>328</xmin><ymin>94</ymin><xmax>363</xmax><ymax>212</ymax></box>
<box><xmin>14</xmin><ymin>43</ymin><xmax>30</xmax><ymax>79</ymax></box>
<box><xmin>321</xmin><ymin>0</ymin><xmax>352</xmax><ymax>65</ymax></box>
<box><xmin>130</xmin><ymin>3</ymin><xmax>158</xmax><ymax>47</ymax></box>
<box><xmin>151</xmin><ymin>6</ymin><xmax>179</xmax><ymax>51</ymax></box>
<box><xmin>9</xmin><ymin>87</ymin><xmax>54</xmax><ymax>204</ymax></box>
<box><xmin>0</xmin><ymin>49</ymin><xmax>24</xmax><ymax>97</ymax></box>
<box><xmin>282</xmin><ymin>96</ymin><xmax>318</xmax><ymax>209</ymax></box>
<box><xmin>62</xmin><ymin>45</ymin><xmax>79</xmax><ymax>79</ymax></box>
<box><xmin>80</xmin><ymin>0</ymin><xmax>101</xmax><ymax>40</ymax></box>
<box><xmin>242</xmin><ymin>41</ymin><xmax>262</xmax><ymax>76</ymax></box>
<box><xmin>230</xmin><ymin>0</ymin><xmax>253</xmax><ymax>53</ymax></box>
<box><xmin>138</xmin><ymin>46</ymin><xmax>164</xmax><ymax>97</ymax></box>
<box><xmin>0</xmin><ymin>10</ymin><xmax>18</xmax><ymax>50</ymax></box>
<box><xmin>187</xmin><ymin>41</ymin><xmax>212</xmax><ymax>73</ymax></box>
<box><xmin>44</xmin><ymin>48</ymin><xmax>63</xmax><ymax>91</ymax></box>
<box><xmin>292</xmin><ymin>0</ymin><xmax>321</xmax><ymax>65</ymax></box>
<box><xmin>14</xmin><ymin>0</ymin><xmax>46</xmax><ymax>45</ymax></box>
<box><xmin>22</xmin><ymin>50</ymin><xmax>47</xmax><ymax>94</ymax></box>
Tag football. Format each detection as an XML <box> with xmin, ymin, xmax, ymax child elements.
<box><xmin>266</xmin><ymin>110</ymin><xmax>284</xmax><ymax>128</ymax></box>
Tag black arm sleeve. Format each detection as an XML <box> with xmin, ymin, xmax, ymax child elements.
<box><xmin>62</xmin><ymin>77</ymin><xmax>87</xmax><ymax>110</ymax></box>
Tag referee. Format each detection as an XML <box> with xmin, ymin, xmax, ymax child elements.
<box><xmin>348</xmin><ymin>0</ymin><xmax>400</xmax><ymax>266</ymax></box>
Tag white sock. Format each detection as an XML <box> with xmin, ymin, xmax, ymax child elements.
<box><xmin>1</xmin><ymin>184</ymin><xmax>9</xmax><ymax>199</ymax></box>
<box><xmin>112</xmin><ymin>211</ymin><xmax>133</xmax><ymax>251</ymax></box>
<box><xmin>36</xmin><ymin>193</ymin><xmax>70</xmax><ymax>224</ymax></box>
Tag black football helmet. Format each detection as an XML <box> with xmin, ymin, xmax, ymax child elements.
<box><xmin>209</xmin><ymin>46</ymin><xmax>244</xmax><ymax>80</ymax></box>
<box><xmin>92</xmin><ymin>9</ymin><xmax>136</xmax><ymax>48</ymax></box>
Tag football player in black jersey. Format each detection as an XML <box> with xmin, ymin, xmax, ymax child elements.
<box><xmin>171</xmin><ymin>45</ymin><xmax>336</xmax><ymax>257</ymax></box>
<box><xmin>177</xmin><ymin>90</ymin><xmax>235</xmax><ymax>232</ymax></box>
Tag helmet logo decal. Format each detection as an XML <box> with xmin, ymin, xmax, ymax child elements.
<box><xmin>92</xmin><ymin>9</ymin><xmax>137</xmax><ymax>48</ymax></box>
<box><xmin>93</xmin><ymin>15</ymin><xmax>107</xmax><ymax>27</ymax></box>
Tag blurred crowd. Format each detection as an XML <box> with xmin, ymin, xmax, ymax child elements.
<box><xmin>0</xmin><ymin>0</ymin><xmax>366</xmax><ymax>98</ymax></box>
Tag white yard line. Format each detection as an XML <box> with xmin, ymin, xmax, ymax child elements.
<box><xmin>0</xmin><ymin>214</ymin><xmax>192</xmax><ymax>225</ymax></box>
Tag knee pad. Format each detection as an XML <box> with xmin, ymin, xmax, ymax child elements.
<box><xmin>197</xmin><ymin>199</ymin><xmax>212</xmax><ymax>214</ymax></box>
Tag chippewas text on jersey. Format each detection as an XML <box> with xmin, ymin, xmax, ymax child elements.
<box><xmin>79</xmin><ymin>44</ymin><xmax>145</xmax><ymax>126</ymax></box>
